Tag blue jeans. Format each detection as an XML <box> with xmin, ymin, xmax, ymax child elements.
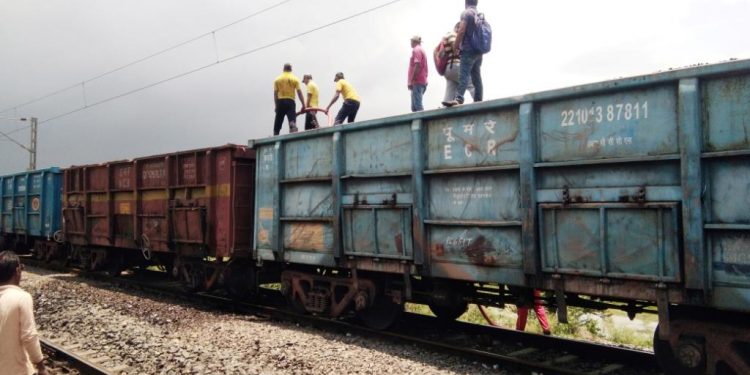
<box><xmin>411</xmin><ymin>84</ymin><xmax>427</xmax><ymax>112</ymax></box>
<box><xmin>455</xmin><ymin>52</ymin><xmax>483</xmax><ymax>103</ymax></box>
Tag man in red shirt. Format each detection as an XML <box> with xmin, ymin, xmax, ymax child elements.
<box><xmin>408</xmin><ymin>35</ymin><xmax>428</xmax><ymax>112</ymax></box>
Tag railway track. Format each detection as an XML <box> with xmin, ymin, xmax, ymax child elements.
<box><xmin>41</xmin><ymin>337</ymin><xmax>118</xmax><ymax>375</ymax></box>
<box><xmin>25</xmin><ymin>257</ymin><xmax>662</xmax><ymax>374</ymax></box>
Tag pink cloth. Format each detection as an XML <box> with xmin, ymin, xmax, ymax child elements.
<box><xmin>516</xmin><ymin>290</ymin><xmax>551</xmax><ymax>332</ymax></box>
<box><xmin>408</xmin><ymin>44</ymin><xmax>429</xmax><ymax>86</ymax></box>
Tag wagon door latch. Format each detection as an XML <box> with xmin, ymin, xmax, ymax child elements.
<box><xmin>562</xmin><ymin>186</ymin><xmax>571</xmax><ymax>205</ymax></box>
<box><xmin>353</xmin><ymin>192</ymin><xmax>369</xmax><ymax>206</ymax></box>
<box><xmin>637</xmin><ymin>185</ymin><xmax>646</xmax><ymax>204</ymax></box>
<box><xmin>382</xmin><ymin>193</ymin><xmax>397</xmax><ymax>206</ymax></box>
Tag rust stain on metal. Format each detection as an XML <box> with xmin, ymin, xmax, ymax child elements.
<box><xmin>488</xmin><ymin>126</ymin><xmax>520</xmax><ymax>154</ymax></box>
<box><xmin>285</xmin><ymin>223</ymin><xmax>326</xmax><ymax>251</ymax></box>
<box><xmin>258</xmin><ymin>226</ymin><xmax>269</xmax><ymax>244</ymax></box>
<box><xmin>432</xmin><ymin>243</ymin><xmax>445</xmax><ymax>257</ymax></box>
<box><xmin>464</xmin><ymin>235</ymin><xmax>496</xmax><ymax>265</ymax></box>
<box><xmin>394</xmin><ymin>233</ymin><xmax>403</xmax><ymax>254</ymax></box>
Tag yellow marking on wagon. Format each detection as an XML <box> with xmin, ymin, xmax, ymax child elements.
<box><xmin>119</xmin><ymin>202</ymin><xmax>132</xmax><ymax>215</ymax></box>
<box><xmin>259</xmin><ymin>207</ymin><xmax>274</xmax><ymax>220</ymax></box>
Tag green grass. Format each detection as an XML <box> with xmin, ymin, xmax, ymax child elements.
<box><xmin>406</xmin><ymin>302</ymin><xmax>656</xmax><ymax>350</ymax></box>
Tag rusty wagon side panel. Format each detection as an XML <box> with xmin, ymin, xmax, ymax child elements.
<box><xmin>252</xmin><ymin>58</ymin><xmax>750</xmax><ymax>313</ymax></box>
<box><xmin>63</xmin><ymin>144</ymin><xmax>255</xmax><ymax>258</ymax></box>
<box><xmin>253</xmin><ymin>109</ymin><xmax>526</xmax><ymax>282</ymax></box>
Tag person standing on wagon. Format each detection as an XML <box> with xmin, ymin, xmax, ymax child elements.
<box><xmin>435</xmin><ymin>22</ymin><xmax>475</xmax><ymax>104</ymax></box>
<box><xmin>408</xmin><ymin>35</ymin><xmax>428</xmax><ymax>112</ymax></box>
<box><xmin>302</xmin><ymin>74</ymin><xmax>320</xmax><ymax>130</ymax></box>
<box><xmin>325</xmin><ymin>72</ymin><xmax>361</xmax><ymax>125</ymax></box>
<box><xmin>443</xmin><ymin>0</ymin><xmax>486</xmax><ymax>107</ymax></box>
<box><xmin>273</xmin><ymin>63</ymin><xmax>306</xmax><ymax>135</ymax></box>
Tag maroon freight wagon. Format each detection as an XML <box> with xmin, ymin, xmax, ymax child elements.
<box><xmin>61</xmin><ymin>144</ymin><xmax>255</xmax><ymax>290</ymax></box>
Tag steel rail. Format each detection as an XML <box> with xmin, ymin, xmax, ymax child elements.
<box><xmin>24</xmin><ymin>258</ymin><xmax>660</xmax><ymax>374</ymax></box>
<box><xmin>40</xmin><ymin>338</ymin><xmax>111</xmax><ymax>375</ymax></box>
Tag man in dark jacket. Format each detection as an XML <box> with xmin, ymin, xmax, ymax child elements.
<box><xmin>443</xmin><ymin>0</ymin><xmax>484</xmax><ymax>107</ymax></box>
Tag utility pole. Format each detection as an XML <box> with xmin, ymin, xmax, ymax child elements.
<box><xmin>28</xmin><ymin>117</ymin><xmax>37</xmax><ymax>171</ymax></box>
<box><xmin>0</xmin><ymin>116</ymin><xmax>37</xmax><ymax>171</ymax></box>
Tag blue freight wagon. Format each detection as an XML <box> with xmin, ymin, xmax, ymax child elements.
<box><xmin>251</xmin><ymin>59</ymin><xmax>750</xmax><ymax>374</ymax></box>
<box><xmin>0</xmin><ymin>168</ymin><xmax>63</xmax><ymax>256</ymax></box>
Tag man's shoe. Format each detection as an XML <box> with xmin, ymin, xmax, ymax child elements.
<box><xmin>442</xmin><ymin>100</ymin><xmax>461</xmax><ymax>107</ymax></box>
<box><xmin>290</xmin><ymin>126</ymin><xmax>299</xmax><ymax>133</ymax></box>
<box><xmin>543</xmin><ymin>330</ymin><xmax>552</xmax><ymax>336</ymax></box>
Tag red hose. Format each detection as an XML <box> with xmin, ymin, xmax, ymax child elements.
<box><xmin>296</xmin><ymin>107</ymin><xmax>333</xmax><ymax>127</ymax></box>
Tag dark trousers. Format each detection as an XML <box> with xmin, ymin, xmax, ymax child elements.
<box><xmin>334</xmin><ymin>100</ymin><xmax>360</xmax><ymax>125</ymax></box>
<box><xmin>274</xmin><ymin>99</ymin><xmax>297</xmax><ymax>135</ymax></box>
<box><xmin>305</xmin><ymin>111</ymin><xmax>319</xmax><ymax>130</ymax></box>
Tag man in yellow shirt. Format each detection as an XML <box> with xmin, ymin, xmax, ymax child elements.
<box><xmin>302</xmin><ymin>74</ymin><xmax>320</xmax><ymax>130</ymax></box>
<box><xmin>325</xmin><ymin>72</ymin><xmax>361</xmax><ymax>125</ymax></box>
<box><xmin>0</xmin><ymin>251</ymin><xmax>47</xmax><ymax>375</ymax></box>
<box><xmin>273</xmin><ymin>63</ymin><xmax>306</xmax><ymax>135</ymax></box>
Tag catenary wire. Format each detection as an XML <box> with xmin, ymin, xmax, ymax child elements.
<box><xmin>34</xmin><ymin>0</ymin><xmax>404</xmax><ymax>126</ymax></box>
<box><xmin>0</xmin><ymin>0</ymin><xmax>292</xmax><ymax>115</ymax></box>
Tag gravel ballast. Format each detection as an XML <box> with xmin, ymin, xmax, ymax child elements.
<box><xmin>21</xmin><ymin>267</ymin><xmax>506</xmax><ymax>374</ymax></box>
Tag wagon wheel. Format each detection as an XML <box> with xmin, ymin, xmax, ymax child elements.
<box><xmin>653</xmin><ymin>325</ymin><xmax>706</xmax><ymax>375</ymax></box>
<box><xmin>34</xmin><ymin>244</ymin><xmax>46</xmax><ymax>261</ymax></box>
<box><xmin>285</xmin><ymin>292</ymin><xmax>308</xmax><ymax>315</ymax></box>
<box><xmin>180</xmin><ymin>262</ymin><xmax>206</xmax><ymax>292</ymax></box>
<box><xmin>429</xmin><ymin>301</ymin><xmax>468</xmax><ymax>323</ymax></box>
<box><xmin>225</xmin><ymin>260</ymin><xmax>256</xmax><ymax>300</ymax></box>
<box><xmin>76</xmin><ymin>248</ymin><xmax>92</xmax><ymax>272</ymax></box>
<box><xmin>280</xmin><ymin>279</ymin><xmax>308</xmax><ymax>314</ymax></box>
<box><xmin>13</xmin><ymin>238</ymin><xmax>28</xmax><ymax>253</ymax></box>
<box><xmin>106</xmin><ymin>253</ymin><xmax>125</xmax><ymax>277</ymax></box>
<box><xmin>357</xmin><ymin>293</ymin><xmax>403</xmax><ymax>330</ymax></box>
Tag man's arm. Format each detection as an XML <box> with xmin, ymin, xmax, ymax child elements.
<box><xmin>306</xmin><ymin>92</ymin><xmax>313</xmax><ymax>108</ymax></box>
<box><xmin>454</xmin><ymin>19</ymin><xmax>467</xmax><ymax>52</ymax></box>
<box><xmin>274</xmin><ymin>91</ymin><xmax>279</xmax><ymax>109</ymax></box>
<box><xmin>326</xmin><ymin>91</ymin><xmax>341</xmax><ymax>112</ymax></box>
<box><xmin>19</xmin><ymin>294</ymin><xmax>46</xmax><ymax>374</ymax></box>
<box><xmin>297</xmin><ymin>89</ymin><xmax>305</xmax><ymax>108</ymax></box>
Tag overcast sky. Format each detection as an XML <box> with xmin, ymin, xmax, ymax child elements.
<box><xmin>2</xmin><ymin>0</ymin><xmax>750</xmax><ymax>175</ymax></box>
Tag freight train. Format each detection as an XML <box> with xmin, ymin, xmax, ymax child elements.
<box><xmin>2</xmin><ymin>59</ymin><xmax>750</xmax><ymax>375</ymax></box>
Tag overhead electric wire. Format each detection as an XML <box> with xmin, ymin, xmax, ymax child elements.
<box><xmin>0</xmin><ymin>0</ymin><xmax>292</xmax><ymax>115</ymax></box>
<box><xmin>0</xmin><ymin>129</ymin><xmax>30</xmax><ymax>150</ymax></box>
<box><xmin>26</xmin><ymin>0</ymin><xmax>404</xmax><ymax>126</ymax></box>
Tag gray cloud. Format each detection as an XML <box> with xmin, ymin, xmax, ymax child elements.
<box><xmin>2</xmin><ymin>0</ymin><xmax>750</xmax><ymax>174</ymax></box>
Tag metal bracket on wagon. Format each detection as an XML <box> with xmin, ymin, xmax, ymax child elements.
<box><xmin>140</xmin><ymin>234</ymin><xmax>152</xmax><ymax>260</ymax></box>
